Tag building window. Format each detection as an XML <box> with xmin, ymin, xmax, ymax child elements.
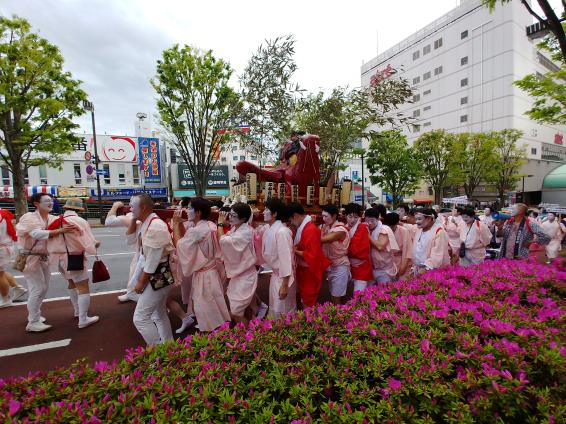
<box><xmin>169</xmin><ymin>149</ymin><xmax>177</xmax><ymax>164</ymax></box>
<box><xmin>461</xmin><ymin>56</ymin><xmax>468</xmax><ymax>66</ymax></box>
<box><xmin>74</xmin><ymin>164</ymin><xmax>82</xmax><ymax>185</ymax></box>
<box><xmin>413</xmin><ymin>109</ymin><xmax>420</xmax><ymax>118</ymax></box>
<box><xmin>221</xmin><ymin>157</ymin><xmax>226</xmax><ymax>162</ymax></box>
<box><xmin>233</xmin><ymin>155</ymin><xmax>238</xmax><ymax>161</ymax></box>
<box><xmin>423</xmin><ymin>122</ymin><xmax>431</xmax><ymax>127</ymax></box>
<box><xmin>434</xmin><ymin>66</ymin><xmax>443</xmax><ymax>75</ymax></box>
<box><xmin>423</xmin><ymin>89</ymin><xmax>431</xmax><ymax>95</ymax></box>
<box><xmin>413</xmin><ymin>94</ymin><xmax>420</xmax><ymax>102</ymax></box>
<box><xmin>240</xmin><ymin>155</ymin><xmax>245</xmax><ymax>160</ymax></box>
<box><xmin>412</xmin><ymin>124</ymin><xmax>421</xmax><ymax>133</ymax></box>
<box><xmin>434</xmin><ymin>38</ymin><xmax>443</xmax><ymax>49</ymax></box>
<box><xmin>103</xmin><ymin>164</ymin><xmax>110</xmax><ymax>185</ymax></box>
<box><xmin>461</xmin><ymin>78</ymin><xmax>468</xmax><ymax>87</ymax></box>
<box><xmin>542</xmin><ymin>144</ymin><xmax>566</xmax><ymax>161</ymax></box>
<box><xmin>231</xmin><ymin>146</ymin><xmax>237</xmax><ymax>152</ymax></box>
<box><xmin>251</xmin><ymin>155</ymin><xmax>257</xmax><ymax>160</ymax></box>
<box><xmin>1</xmin><ymin>167</ymin><xmax>10</xmax><ymax>186</ymax></box>
<box><xmin>132</xmin><ymin>165</ymin><xmax>140</xmax><ymax>184</ymax></box>
<box><xmin>39</xmin><ymin>164</ymin><xmax>47</xmax><ymax>185</ymax></box>
<box><xmin>412</xmin><ymin>76</ymin><xmax>420</xmax><ymax>85</ymax></box>
<box><xmin>413</xmin><ymin>50</ymin><xmax>420</xmax><ymax>60</ymax></box>
<box><xmin>424</xmin><ymin>105</ymin><xmax>431</xmax><ymax>111</ymax></box>
<box><xmin>423</xmin><ymin>71</ymin><xmax>431</xmax><ymax>80</ymax></box>
<box><xmin>117</xmin><ymin>164</ymin><xmax>126</xmax><ymax>184</ymax></box>
<box><xmin>23</xmin><ymin>168</ymin><xmax>29</xmax><ymax>185</ymax></box>
<box><xmin>461</xmin><ymin>96</ymin><xmax>468</xmax><ymax>105</ymax></box>
<box><xmin>461</xmin><ymin>30</ymin><xmax>468</xmax><ymax>39</ymax></box>
<box><xmin>531</xmin><ymin>147</ymin><xmax>537</xmax><ymax>155</ymax></box>
<box><xmin>460</xmin><ymin>115</ymin><xmax>468</xmax><ymax>123</ymax></box>
<box><xmin>423</xmin><ymin>45</ymin><xmax>431</xmax><ymax>55</ymax></box>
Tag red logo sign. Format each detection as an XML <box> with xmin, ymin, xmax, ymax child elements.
<box><xmin>370</xmin><ymin>64</ymin><xmax>394</xmax><ymax>87</ymax></box>
<box><xmin>554</xmin><ymin>133</ymin><xmax>564</xmax><ymax>145</ymax></box>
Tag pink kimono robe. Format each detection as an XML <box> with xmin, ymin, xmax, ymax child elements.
<box><xmin>412</xmin><ymin>225</ymin><xmax>450</xmax><ymax>272</ymax></box>
<box><xmin>0</xmin><ymin>210</ymin><xmax>16</xmax><ymax>270</ymax></box>
<box><xmin>177</xmin><ymin>220</ymin><xmax>230</xmax><ymax>332</ymax></box>
<box><xmin>370</xmin><ymin>223</ymin><xmax>399</xmax><ymax>279</ymax></box>
<box><xmin>16</xmin><ymin>211</ymin><xmax>56</xmax><ymax>273</ymax></box>
<box><xmin>542</xmin><ymin>220</ymin><xmax>563</xmax><ymax>259</ymax></box>
<box><xmin>459</xmin><ymin>220</ymin><xmax>492</xmax><ymax>266</ymax></box>
<box><xmin>220</xmin><ymin>223</ymin><xmax>258</xmax><ymax>317</ymax></box>
<box><xmin>261</xmin><ymin>221</ymin><xmax>297</xmax><ymax>319</ymax></box>
<box><xmin>47</xmin><ymin>211</ymin><xmax>98</xmax><ymax>280</ymax></box>
<box><xmin>445</xmin><ymin>216</ymin><xmax>464</xmax><ymax>255</ymax></box>
<box><xmin>392</xmin><ymin>225</ymin><xmax>412</xmax><ymax>279</ymax></box>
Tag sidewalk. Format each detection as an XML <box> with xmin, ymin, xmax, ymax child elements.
<box><xmin>87</xmin><ymin>218</ymin><xmax>106</xmax><ymax>228</ymax></box>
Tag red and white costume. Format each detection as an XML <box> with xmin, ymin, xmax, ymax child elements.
<box><xmin>347</xmin><ymin>218</ymin><xmax>374</xmax><ymax>292</ymax></box>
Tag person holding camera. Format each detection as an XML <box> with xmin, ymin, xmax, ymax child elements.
<box><xmin>458</xmin><ymin>208</ymin><xmax>492</xmax><ymax>267</ymax></box>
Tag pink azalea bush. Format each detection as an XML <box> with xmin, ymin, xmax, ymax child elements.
<box><xmin>1</xmin><ymin>259</ymin><xmax>565</xmax><ymax>422</ymax></box>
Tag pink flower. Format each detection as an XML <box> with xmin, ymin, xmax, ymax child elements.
<box><xmin>420</xmin><ymin>339</ymin><xmax>430</xmax><ymax>353</ymax></box>
<box><xmin>388</xmin><ymin>378</ymin><xmax>402</xmax><ymax>391</ymax></box>
<box><xmin>8</xmin><ymin>399</ymin><xmax>21</xmax><ymax>416</ymax></box>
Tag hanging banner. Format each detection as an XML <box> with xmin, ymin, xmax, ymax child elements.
<box><xmin>177</xmin><ymin>164</ymin><xmax>229</xmax><ymax>189</ymax></box>
<box><xmin>137</xmin><ymin>137</ymin><xmax>162</xmax><ymax>184</ymax></box>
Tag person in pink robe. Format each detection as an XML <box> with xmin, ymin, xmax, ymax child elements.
<box><xmin>383</xmin><ymin>213</ymin><xmax>412</xmax><ymax>280</ymax></box>
<box><xmin>173</xmin><ymin>197</ymin><xmax>230</xmax><ymax>332</ymax></box>
<box><xmin>458</xmin><ymin>208</ymin><xmax>492</xmax><ymax>267</ymax></box>
<box><xmin>259</xmin><ymin>198</ymin><xmax>297</xmax><ymax>318</ymax></box>
<box><xmin>444</xmin><ymin>209</ymin><xmax>464</xmax><ymax>264</ymax></box>
<box><xmin>541</xmin><ymin>212</ymin><xmax>563</xmax><ymax>260</ymax></box>
<box><xmin>47</xmin><ymin>200</ymin><xmax>100</xmax><ymax>328</ymax></box>
<box><xmin>217</xmin><ymin>202</ymin><xmax>258</xmax><ymax>325</ymax></box>
<box><xmin>412</xmin><ymin>208</ymin><xmax>450</xmax><ymax>275</ymax></box>
<box><xmin>16</xmin><ymin>193</ymin><xmax>77</xmax><ymax>332</ymax></box>
<box><xmin>365</xmin><ymin>208</ymin><xmax>399</xmax><ymax>284</ymax></box>
<box><xmin>0</xmin><ymin>208</ymin><xmax>27</xmax><ymax>308</ymax></box>
<box><xmin>320</xmin><ymin>204</ymin><xmax>350</xmax><ymax>305</ymax></box>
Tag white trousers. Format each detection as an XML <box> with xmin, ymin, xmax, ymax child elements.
<box><xmin>133</xmin><ymin>284</ymin><xmax>173</xmax><ymax>346</ymax></box>
<box><xmin>373</xmin><ymin>269</ymin><xmax>392</xmax><ymax>284</ymax></box>
<box><xmin>353</xmin><ymin>279</ymin><xmax>373</xmax><ymax>293</ymax></box>
<box><xmin>24</xmin><ymin>259</ymin><xmax>51</xmax><ymax>324</ymax></box>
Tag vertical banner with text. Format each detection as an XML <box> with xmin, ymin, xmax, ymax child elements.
<box><xmin>137</xmin><ymin>137</ymin><xmax>162</xmax><ymax>184</ymax></box>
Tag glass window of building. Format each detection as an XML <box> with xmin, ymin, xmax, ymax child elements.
<box><xmin>117</xmin><ymin>164</ymin><xmax>126</xmax><ymax>184</ymax></box>
<box><xmin>423</xmin><ymin>71</ymin><xmax>431</xmax><ymax>80</ymax></box>
<box><xmin>423</xmin><ymin>122</ymin><xmax>431</xmax><ymax>127</ymax></box>
<box><xmin>413</xmin><ymin>76</ymin><xmax>420</xmax><ymax>85</ymax></box>
<box><xmin>461</xmin><ymin>96</ymin><xmax>468</xmax><ymax>105</ymax></box>
<box><xmin>434</xmin><ymin>38</ymin><xmax>443</xmax><ymax>49</ymax></box>
<box><xmin>423</xmin><ymin>89</ymin><xmax>431</xmax><ymax>95</ymax></box>
<box><xmin>460</xmin><ymin>115</ymin><xmax>468</xmax><ymax>123</ymax></box>
<box><xmin>132</xmin><ymin>164</ymin><xmax>140</xmax><ymax>184</ymax></box>
<box><xmin>413</xmin><ymin>50</ymin><xmax>420</xmax><ymax>60</ymax></box>
<box><xmin>103</xmin><ymin>164</ymin><xmax>110</xmax><ymax>185</ymax></box>
<box><xmin>412</xmin><ymin>124</ymin><xmax>421</xmax><ymax>133</ymax></box>
<box><xmin>461</xmin><ymin>30</ymin><xmax>468</xmax><ymax>39</ymax></box>
<box><xmin>460</xmin><ymin>78</ymin><xmax>468</xmax><ymax>87</ymax></box>
<box><xmin>413</xmin><ymin>109</ymin><xmax>420</xmax><ymax>118</ymax></box>
<box><xmin>1</xmin><ymin>167</ymin><xmax>10</xmax><ymax>186</ymax></box>
<box><xmin>424</xmin><ymin>105</ymin><xmax>431</xmax><ymax>111</ymax></box>
<box><xmin>434</xmin><ymin>66</ymin><xmax>443</xmax><ymax>75</ymax></box>
<box><xmin>531</xmin><ymin>147</ymin><xmax>537</xmax><ymax>155</ymax></box>
<box><xmin>23</xmin><ymin>168</ymin><xmax>29</xmax><ymax>185</ymax></box>
<box><xmin>39</xmin><ymin>164</ymin><xmax>47</xmax><ymax>185</ymax></box>
<box><xmin>423</xmin><ymin>45</ymin><xmax>431</xmax><ymax>55</ymax></box>
<box><xmin>461</xmin><ymin>56</ymin><xmax>468</xmax><ymax>66</ymax></box>
<box><xmin>413</xmin><ymin>94</ymin><xmax>420</xmax><ymax>102</ymax></box>
<box><xmin>74</xmin><ymin>164</ymin><xmax>82</xmax><ymax>185</ymax></box>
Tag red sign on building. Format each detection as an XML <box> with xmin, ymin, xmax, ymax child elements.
<box><xmin>554</xmin><ymin>133</ymin><xmax>564</xmax><ymax>145</ymax></box>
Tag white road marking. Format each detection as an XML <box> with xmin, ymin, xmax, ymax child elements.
<box><xmin>8</xmin><ymin>288</ymin><xmax>128</xmax><ymax>306</ymax></box>
<box><xmin>86</xmin><ymin>252</ymin><xmax>135</xmax><ymax>257</ymax></box>
<box><xmin>14</xmin><ymin>269</ymin><xmax>94</xmax><ymax>279</ymax></box>
<box><xmin>0</xmin><ymin>339</ymin><xmax>72</xmax><ymax>358</ymax></box>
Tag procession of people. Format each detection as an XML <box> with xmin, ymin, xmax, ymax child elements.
<box><xmin>0</xmin><ymin>191</ymin><xmax>560</xmax><ymax>346</ymax></box>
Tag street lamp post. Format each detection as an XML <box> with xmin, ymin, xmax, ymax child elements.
<box><xmin>83</xmin><ymin>101</ymin><xmax>104</xmax><ymax>224</ymax></box>
<box><xmin>360</xmin><ymin>152</ymin><xmax>365</xmax><ymax>208</ymax></box>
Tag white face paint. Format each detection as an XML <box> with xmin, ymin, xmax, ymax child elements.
<box><xmin>462</xmin><ymin>215</ymin><xmax>474</xmax><ymax>225</ymax></box>
<box><xmin>396</xmin><ymin>208</ymin><xmax>406</xmax><ymax>218</ymax></box>
<box><xmin>346</xmin><ymin>214</ymin><xmax>358</xmax><ymax>227</ymax></box>
<box><xmin>415</xmin><ymin>213</ymin><xmax>427</xmax><ymax>229</ymax></box>
<box><xmin>484</xmin><ymin>208</ymin><xmax>491</xmax><ymax>216</ymax></box>
<box><xmin>130</xmin><ymin>197</ymin><xmax>142</xmax><ymax>219</ymax></box>
<box><xmin>322</xmin><ymin>211</ymin><xmax>333</xmax><ymax>225</ymax></box>
<box><xmin>187</xmin><ymin>207</ymin><xmax>196</xmax><ymax>221</ymax></box>
<box><xmin>37</xmin><ymin>196</ymin><xmax>53</xmax><ymax>213</ymax></box>
<box><xmin>365</xmin><ymin>217</ymin><xmax>379</xmax><ymax>231</ymax></box>
<box><xmin>263</xmin><ymin>208</ymin><xmax>272</xmax><ymax>222</ymax></box>
<box><xmin>548</xmin><ymin>213</ymin><xmax>556</xmax><ymax>222</ymax></box>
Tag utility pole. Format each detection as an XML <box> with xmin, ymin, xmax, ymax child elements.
<box><xmin>83</xmin><ymin>101</ymin><xmax>104</xmax><ymax>224</ymax></box>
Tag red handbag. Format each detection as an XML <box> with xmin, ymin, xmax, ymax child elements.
<box><xmin>92</xmin><ymin>254</ymin><xmax>110</xmax><ymax>283</ymax></box>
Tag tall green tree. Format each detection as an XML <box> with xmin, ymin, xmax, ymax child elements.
<box><xmin>239</xmin><ymin>35</ymin><xmax>301</xmax><ymax>164</ymax></box>
<box><xmin>0</xmin><ymin>16</ymin><xmax>87</xmax><ymax>219</ymax></box>
<box><xmin>414</xmin><ymin>129</ymin><xmax>457</xmax><ymax>205</ymax></box>
<box><xmin>152</xmin><ymin>45</ymin><xmax>241</xmax><ymax>197</ymax></box>
<box><xmin>451</xmin><ymin>132</ymin><xmax>497</xmax><ymax>200</ymax></box>
<box><xmin>366</xmin><ymin>130</ymin><xmax>421</xmax><ymax>208</ymax></box>
<box><xmin>293</xmin><ymin>88</ymin><xmax>367</xmax><ymax>185</ymax></box>
<box><xmin>485</xmin><ymin>129</ymin><xmax>526</xmax><ymax>207</ymax></box>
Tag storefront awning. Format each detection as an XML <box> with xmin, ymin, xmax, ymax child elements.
<box><xmin>0</xmin><ymin>185</ymin><xmax>57</xmax><ymax>199</ymax></box>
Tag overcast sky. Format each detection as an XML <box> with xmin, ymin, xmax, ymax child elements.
<box><xmin>0</xmin><ymin>0</ymin><xmax>538</xmax><ymax>136</ymax></box>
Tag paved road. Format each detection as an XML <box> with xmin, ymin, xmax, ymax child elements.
<box><xmin>11</xmin><ymin>226</ymin><xmax>135</xmax><ymax>299</ymax></box>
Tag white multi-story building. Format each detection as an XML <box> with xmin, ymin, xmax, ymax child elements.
<box><xmin>356</xmin><ymin>0</ymin><xmax>566</xmax><ymax>206</ymax></box>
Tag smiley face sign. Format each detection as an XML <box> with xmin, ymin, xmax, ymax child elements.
<box><xmin>89</xmin><ymin>136</ymin><xmax>138</xmax><ymax>162</ymax></box>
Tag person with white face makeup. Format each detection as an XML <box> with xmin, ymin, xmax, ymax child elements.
<box><xmin>498</xmin><ymin>203</ymin><xmax>550</xmax><ymax>260</ymax></box>
<box><xmin>320</xmin><ymin>204</ymin><xmax>350</xmax><ymax>305</ymax></box>
<box><xmin>365</xmin><ymin>207</ymin><xmax>399</xmax><ymax>284</ymax></box>
<box><xmin>411</xmin><ymin>208</ymin><xmax>450</xmax><ymax>275</ymax></box>
<box><xmin>344</xmin><ymin>203</ymin><xmax>374</xmax><ymax>293</ymax></box>
<box><xmin>0</xmin><ymin>207</ymin><xmax>26</xmax><ymax>308</ymax></box>
<box><xmin>258</xmin><ymin>198</ymin><xmax>296</xmax><ymax>318</ymax></box>
<box><xmin>173</xmin><ymin>197</ymin><xmax>230</xmax><ymax>332</ymax></box>
<box><xmin>16</xmin><ymin>193</ymin><xmax>78</xmax><ymax>332</ymax></box>
<box><xmin>480</xmin><ymin>207</ymin><xmax>495</xmax><ymax>229</ymax></box>
<box><xmin>541</xmin><ymin>212</ymin><xmax>563</xmax><ymax>261</ymax></box>
<box><xmin>217</xmin><ymin>202</ymin><xmax>258</xmax><ymax>325</ymax></box>
<box><xmin>127</xmin><ymin>194</ymin><xmax>175</xmax><ymax>346</ymax></box>
<box><xmin>458</xmin><ymin>208</ymin><xmax>492</xmax><ymax>267</ymax></box>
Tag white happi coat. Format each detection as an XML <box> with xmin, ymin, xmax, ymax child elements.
<box><xmin>393</xmin><ymin>225</ymin><xmax>412</xmax><ymax>279</ymax></box>
<box><xmin>260</xmin><ymin>221</ymin><xmax>297</xmax><ymax>319</ymax></box>
<box><xmin>542</xmin><ymin>220</ymin><xmax>563</xmax><ymax>259</ymax></box>
<box><xmin>459</xmin><ymin>220</ymin><xmax>492</xmax><ymax>265</ymax></box>
<box><xmin>220</xmin><ymin>223</ymin><xmax>258</xmax><ymax>315</ymax></box>
<box><xmin>177</xmin><ymin>220</ymin><xmax>230</xmax><ymax>332</ymax></box>
<box><xmin>369</xmin><ymin>222</ymin><xmax>399</xmax><ymax>277</ymax></box>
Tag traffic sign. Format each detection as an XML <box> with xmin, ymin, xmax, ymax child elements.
<box><xmin>96</xmin><ymin>169</ymin><xmax>108</xmax><ymax>177</ymax></box>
